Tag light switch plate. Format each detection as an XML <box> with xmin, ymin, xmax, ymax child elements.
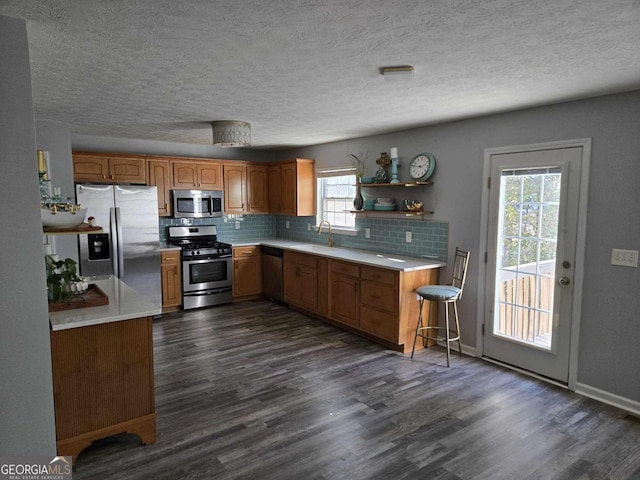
<box><xmin>405</xmin><ymin>231</ymin><xmax>412</xmax><ymax>243</ymax></box>
<box><xmin>235</xmin><ymin>221</ymin><xmax>240</xmax><ymax>230</ymax></box>
<box><xmin>611</xmin><ymin>248</ymin><xmax>638</xmax><ymax>267</ymax></box>
<box><xmin>365</xmin><ymin>228</ymin><xmax>371</xmax><ymax>239</ymax></box>
<box><xmin>285</xmin><ymin>221</ymin><xmax>290</xmax><ymax>229</ymax></box>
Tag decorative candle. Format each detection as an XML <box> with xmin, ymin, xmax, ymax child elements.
<box><xmin>37</xmin><ymin>150</ymin><xmax>46</xmax><ymax>172</ymax></box>
<box><xmin>390</xmin><ymin>147</ymin><xmax>398</xmax><ymax>159</ymax></box>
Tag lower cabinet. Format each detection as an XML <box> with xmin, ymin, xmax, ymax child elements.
<box><xmin>360</xmin><ymin>266</ymin><xmax>399</xmax><ymax>342</ymax></box>
<box><xmin>161</xmin><ymin>250</ymin><xmax>182</xmax><ymax>311</ymax></box>
<box><xmin>284</xmin><ymin>251</ymin><xmax>440</xmax><ymax>353</ymax></box>
<box><xmin>283</xmin><ymin>251</ymin><xmax>319</xmax><ymax>312</ymax></box>
<box><xmin>50</xmin><ymin>316</ymin><xmax>156</xmax><ymax>464</ymax></box>
<box><xmin>329</xmin><ymin>260</ymin><xmax>360</xmax><ymax>328</ymax></box>
<box><xmin>233</xmin><ymin>246</ymin><xmax>262</xmax><ymax>299</ymax></box>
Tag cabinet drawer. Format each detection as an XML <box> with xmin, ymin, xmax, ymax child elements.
<box><xmin>233</xmin><ymin>246</ymin><xmax>261</xmax><ymax>258</ymax></box>
<box><xmin>330</xmin><ymin>260</ymin><xmax>359</xmax><ymax>277</ymax></box>
<box><xmin>360</xmin><ymin>305</ymin><xmax>397</xmax><ymax>342</ymax></box>
<box><xmin>361</xmin><ymin>281</ymin><xmax>398</xmax><ymax>312</ymax></box>
<box><xmin>285</xmin><ymin>251</ymin><xmax>317</xmax><ymax>268</ymax></box>
<box><xmin>161</xmin><ymin>250</ymin><xmax>181</xmax><ymax>264</ymax></box>
<box><xmin>361</xmin><ymin>266</ymin><xmax>397</xmax><ymax>286</ymax></box>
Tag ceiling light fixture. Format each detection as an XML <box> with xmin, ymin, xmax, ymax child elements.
<box><xmin>212</xmin><ymin>120</ymin><xmax>251</xmax><ymax>147</ymax></box>
<box><xmin>380</xmin><ymin>65</ymin><xmax>414</xmax><ymax>82</ymax></box>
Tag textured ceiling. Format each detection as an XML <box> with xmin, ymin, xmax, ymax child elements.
<box><xmin>2</xmin><ymin>0</ymin><xmax>640</xmax><ymax>148</ymax></box>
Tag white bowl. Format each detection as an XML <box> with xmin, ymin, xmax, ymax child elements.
<box><xmin>41</xmin><ymin>208</ymin><xmax>87</xmax><ymax>228</ymax></box>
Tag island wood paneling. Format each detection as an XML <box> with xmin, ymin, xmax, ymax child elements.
<box><xmin>50</xmin><ymin>316</ymin><xmax>156</xmax><ymax>464</ymax></box>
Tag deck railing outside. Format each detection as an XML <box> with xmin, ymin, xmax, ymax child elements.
<box><xmin>496</xmin><ymin>260</ymin><xmax>555</xmax><ymax>348</ymax></box>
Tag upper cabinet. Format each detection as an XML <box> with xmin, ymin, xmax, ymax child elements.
<box><xmin>72</xmin><ymin>152</ymin><xmax>316</xmax><ymax>218</ymax></box>
<box><xmin>73</xmin><ymin>153</ymin><xmax>146</xmax><ymax>184</ymax></box>
<box><xmin>172</xmin><ymin>161</ymin><xmax>222</xmax><ymax>190</ymax></box>
<box><xmin>247</xmin><ymin>165</ymin><xmax>269</xmax><ymax>213</ymax></box>
<box><xmin>223</xmin><ymin>163</ymin><xmax>269</xmax><ymax>214</ymax></box>
<box><xmin>269</xmin><ymin>158</ymin><xmax>315</xmax><ymax>216</ymax></box>
<box><xmin>147</xmin><ymin>159</ymin><xmax>171</xmax><ymax>216</ymax></box>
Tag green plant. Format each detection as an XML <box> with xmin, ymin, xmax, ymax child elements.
<box><xmin>46</xmin><ymin>256</ymin><xmax>81</xmax><ymax>303</ymax></box>
<box><xmin>349</xmin><ymin>152</ymin><xmax>368</xmax><ymax>178</ymax></box>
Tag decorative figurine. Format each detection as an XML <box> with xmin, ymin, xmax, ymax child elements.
<box><xmin>375</xmin><ymin>152</ymin><xmax>390</xmax><ymax>183</ymax></box>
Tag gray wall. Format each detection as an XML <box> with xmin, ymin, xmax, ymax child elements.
<box><xmin>283</xmin><ymin>90</ymin><xmax>640</xmax><ymax>403</ymax></box>
<box><xmin>0</xmin><ymin>16</ymin><xmax>57</xmax><ymax>455</ymax></box>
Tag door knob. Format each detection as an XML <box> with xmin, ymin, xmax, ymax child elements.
<box><xmin>558</xmin><ymin>276</ymin><xmax>571</xmax><ymax>285</ymax></box>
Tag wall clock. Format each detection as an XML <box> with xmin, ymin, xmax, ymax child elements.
<box><xmin>409</xmin><ymin>152</ymin><xmax>436</xmax><ymax>182</ymax></box>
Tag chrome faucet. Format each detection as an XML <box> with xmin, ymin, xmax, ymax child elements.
<box><xmin>317</xmin><ymin>220</ymin><xmax>335</xmax><ymax>247</ymax></box>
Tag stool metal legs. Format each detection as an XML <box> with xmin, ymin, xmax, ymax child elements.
<box><xmin>411</xmin><ymin>297</ymin><xmax>462</xmax><ymax>367</ymax></box>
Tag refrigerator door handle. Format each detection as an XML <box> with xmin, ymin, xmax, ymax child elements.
<box><xmin>115</xmin><ymin>206</ymin><xmax>125</xmax><ymax>278</ymax></box>
<box><xmin>110</xmin><ymin>206</ymin><xmax>119</xmax><ymax>278</ymax></box>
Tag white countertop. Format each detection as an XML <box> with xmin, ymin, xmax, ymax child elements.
<box><xmin>236</xmin><ymin>239</ymin><xmax>446</xmax><ymax>272</ymax></box>
<box><xmin>49</xmin><ymin>276</ymin><xmax>162</xmax><ymax>331</ymax></box>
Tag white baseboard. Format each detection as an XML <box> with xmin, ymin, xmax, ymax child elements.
<box><xmin>575</xmin><ymin>382</ymin><xmax>640</xmax><ymax>417</ymax></box>
<box><xmin>435</xmin><ymin>341</ymin><xmax>476</xmax><ymax>358</ymax></box>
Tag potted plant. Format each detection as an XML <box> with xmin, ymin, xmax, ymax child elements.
<box><xmin>45</xmin><ymin>256</ymin><xmax>87</xmax><ymax>303</ymax></box>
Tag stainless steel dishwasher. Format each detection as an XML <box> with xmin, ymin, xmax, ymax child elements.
<box><xmin>262</xmin><ymin>246</ymin><xmax>283</xmax><ymax>301</ymax></box>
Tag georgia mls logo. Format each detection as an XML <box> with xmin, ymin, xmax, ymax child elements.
<box><xmin>0</xmin><ymin>455</ymin><xmax>72</xmax><ymax>479</ymax></box>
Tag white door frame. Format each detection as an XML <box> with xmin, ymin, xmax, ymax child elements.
<box><xmin>477</xmin><ymin>138</ymin><xmax>591</xmax><ymax>390</ymax></box>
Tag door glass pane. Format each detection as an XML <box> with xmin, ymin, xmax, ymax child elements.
<box><xmin>494</xmin><ymin>167</ymin><xmax>561</xmax><ymax>350</ymax></box>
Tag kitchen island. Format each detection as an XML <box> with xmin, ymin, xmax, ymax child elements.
<box><xmin>49</xmin><ymin>276</ymin><xmax>161</xmax><ymax>465</ymax></box>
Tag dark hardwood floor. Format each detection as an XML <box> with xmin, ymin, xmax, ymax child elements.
<box><xmin>72</xmin><ymin>300</ymin><xmax>640</xmax><ymax>479</ymax></box>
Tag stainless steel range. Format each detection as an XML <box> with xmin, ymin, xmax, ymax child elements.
<box><xmin>168</xmin><ymin>226</ymin><xmax>233</xmax><ymax>310</ymax></box>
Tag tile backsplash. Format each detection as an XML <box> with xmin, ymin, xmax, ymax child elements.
<box><xmin>159</xmin><ymin>215</ymin><xmax>449</xmax><ymax>262</ymax></box>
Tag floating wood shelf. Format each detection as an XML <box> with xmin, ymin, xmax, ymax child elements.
<box><xmin>360</xmin><ymin>181</ymin><xmax>433</xmax><ymax>187</ymax></box>
<box><xmin>43</xmin><ymin>223</ymin><xmax>103</xmax><ymax>235</ymax></box>
<box><xmin>349</xmin><ymin>210</ymin><xmax>434</xmax><ymax>218</ymax></box>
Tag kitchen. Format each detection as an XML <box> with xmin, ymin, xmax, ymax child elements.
<box><xmin>3</xmin><ymin>3</ymin><xmax>640</xmax><ymax>478</ymax></box>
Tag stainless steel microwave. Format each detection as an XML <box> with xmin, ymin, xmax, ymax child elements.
<box><xmin>172</xmin><ymin>190</ymin><xmax>223</xmax><ymax>218</ymax></box>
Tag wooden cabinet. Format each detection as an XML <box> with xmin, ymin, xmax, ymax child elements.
<box><xmin>360</xmin><ymin>266</ymin><xmax>399</xmax><ymax>341</ymax></box>
<box><xmin>148</xmin><ymin>159</ymin><xmax>171</xmax><ymax>216</ymax></box>
<box><xmin>161</xmin><ymin>250</ymin><xmax>182</xmax><ymax>311</ymax></box>
<box><xmin>247</xmin><ymin>165</ymin><xmax>269</xmax><ymax>213</ymax></box>
<box><xmin>50</xmin><ymin>316</ymin><xmax>156</xmax><ymax>464</ymax></box>
<box><xmin>329</xmin><ymin>260</ymin><xmax>360</xmax><ymax>328</ymax></box>
<box><xmin>268</xmin><ymin>159</ymin><xmax>315</xmax><ymax>216</ymax></box>
<box><xmin>283</xmin><ymin>251</ymin><xmax>318</xmax><ymax>312</ymax></box>
<box><xmin>172</xmin><ymin>161</ymin><xmax>222</xmax><ymax>190</ymax></box>
<box><xmin>224</xmin><ymin>164</ymin><xmax>246</xmax><ymax>213</ymax></box>
<box><xmin>233</xmin><ymin>246</ymin><xmax>262</xmax><ymax>299</ymax></box>
<box><xmin>283</xmin><ymin>251</ymin><xmax>440</xmax><ymax>353</ymax></box>
<box><xmin>73</xmin><ymin>153</ymin><xmax>147</xmax><ymax>183</ymax></box>
<box><xmin>268</xmin><ymin>164</ymin><xmax>282</xmax><ymax>212</ymax></box>
<box><xmin>224</xmin><ymin>163</ymin><xmax>269</xmax><ymax>214</ymax></box>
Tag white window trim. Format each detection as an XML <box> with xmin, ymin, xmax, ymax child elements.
<box><xmin>315</xmin><ymin>165</ymin><xmax>358</xmax><ymax>234</ymax></box>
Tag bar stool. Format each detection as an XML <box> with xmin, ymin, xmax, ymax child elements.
<box><xmin>411</xmin><ymin>248</ymin><xmax>470</xmax><ymax>367</ymax></box>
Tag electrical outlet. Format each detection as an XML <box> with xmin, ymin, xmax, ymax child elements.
<box><xmin>365</xmin><ymin>228</ymin><xmax>371</xmax><ymax>239</ymax></box>
<box><xmin>285</xmin><ymin>220</ymin><xmax>290</xmax><ymax>229</ymax></box>
<box><xmin>405</xmin><ymin>231</ymin><xmax>412</xmax><ymax>243</ymax></box>
<box><xmin>307</xmin><ymin>223</ymin><xmax>311</xmax><ymax>231</ymax></box>
<box><xmin>235</xmin><ymin>221</ymin><xmax>240</xmax><ymax>230</ymax></box>
<box><xmin>611</xmin><ymin>248</ymin><xmax>639</xmax><ymax>267</ymax></box>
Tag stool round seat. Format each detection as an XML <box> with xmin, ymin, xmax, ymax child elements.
<box><xmin>416</xmin><ymin>285</ymin><xmax>461</xmax><ymax>302</ymax></box>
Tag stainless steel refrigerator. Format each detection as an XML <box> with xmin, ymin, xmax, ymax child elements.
<box><xmin>76</xmin><ymin>184</ymin><xmax>161</xmax><ymax>307</ymax></box>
